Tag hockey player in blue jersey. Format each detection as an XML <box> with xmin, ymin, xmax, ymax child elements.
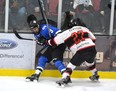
<box><xmin>26</xmin><ymin>14</ymin><xmax>66</xmax><ymax>82</ymax></box>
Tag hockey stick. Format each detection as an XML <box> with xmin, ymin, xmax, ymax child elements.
<box><xmin>13</xmin><ymin>28</ymin><xmax>48</xmax><ymax>53</ymax></box>
<box><xmin>13</xmin><ymin>28</ymin><xmax>35</xmax><ymax>41</ymax></box>
<box><xmin>36</xmin><ymin>44</ymin><xmax>48</xmax><ymax>57</ymax></box>
<box><xmin>38</xmin><ymin>0</ymin><xmax>51</xmax><ymax>38</ymax></box>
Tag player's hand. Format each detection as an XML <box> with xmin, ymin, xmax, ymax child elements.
<box><xmin>36</xmin><ymin>39</ymin><xmax>43</xmax><ymax>46</ymax></box>
<box><xmin>36</xmin><ymin>38</ymin><xmax>46</xmax><ymax>46</ymax></box>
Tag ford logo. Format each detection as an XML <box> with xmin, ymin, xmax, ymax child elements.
<box><xmin>0</xmin><ymin>39</ymin><xmax>17</xmax><ymax>49</ymax></box>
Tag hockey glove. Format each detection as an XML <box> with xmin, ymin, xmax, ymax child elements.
<box><xmin>36</xmin><ymin>37</ymin><xmax>46</xmax><ymax>46</ymax></box>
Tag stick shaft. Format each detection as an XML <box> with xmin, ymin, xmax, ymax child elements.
<box><xmin>13</xmin><ymin>28</ymin><xmax>35</xmax><ymax>41</ymax></box>
<box><xmin>38</xmin><ymin>0</ymin><xmax>51</xmax><ymax>38</ymax></box>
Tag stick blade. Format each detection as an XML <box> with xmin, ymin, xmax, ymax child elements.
<box><xmin>13</xmin><ymin>28</ymin><xmax>34</xmax><ymax>41</ymax></box>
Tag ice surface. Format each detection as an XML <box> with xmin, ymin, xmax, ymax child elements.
<box><xmin>0</xmin><ymin>76</ymin><xmax>116</xmax><ymax>91</ymax></box>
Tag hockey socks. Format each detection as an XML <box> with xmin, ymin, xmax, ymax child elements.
<box><xmin>54</xmin><ymin>60</ymin><xmax>66</xmax><ymax>74</ymax></box>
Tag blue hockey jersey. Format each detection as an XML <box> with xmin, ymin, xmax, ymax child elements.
<box><xmin>34</xmin><ymin>24</ymin><xmax>61</xmax><ymax>40</ymax></box>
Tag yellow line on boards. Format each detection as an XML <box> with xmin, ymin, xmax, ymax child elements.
<box><xmin>0</xmin><ymin>69</ymin><xmax>116</xmax><ymax>79</ymax></box>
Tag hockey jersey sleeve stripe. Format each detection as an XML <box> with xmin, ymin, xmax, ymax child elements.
<box><xmin>48</xmin><ymin>39</ymin><xmax>57</xmax><ymax>47</ymax></box>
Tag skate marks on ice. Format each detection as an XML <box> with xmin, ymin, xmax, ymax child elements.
<box><xmin>0</xmin><ymin>76</ymin><xmax>116</xmax><ymax>91</ymax></box>
<box><xmin>71</xmin><ymin>78</ymin><xmax>116</xmax><ymax>91</ymax></box>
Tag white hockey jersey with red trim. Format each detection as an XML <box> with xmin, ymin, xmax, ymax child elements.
<box><xmin>49</xmin><ymin>26</ymin><xmax>96</xmax><ymax>55</ymax></box>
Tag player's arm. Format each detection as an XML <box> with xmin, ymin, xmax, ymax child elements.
<box><xmin>87</xmin><ymin>29</ymin><xmax>96</xmax><ymax>42</ymax></box>
<box><xmin>47</xmin><ymin>32</ymin><xmax>65</xmax><ymax>47</ymax></box>
<box><xmin>34</xmin><ymin>34</ymin><xmax>47</xmax><ymax>46</ymax></box>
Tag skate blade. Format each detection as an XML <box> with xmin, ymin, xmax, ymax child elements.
<box><xmin>91</xmin><ymin>79</ymin><xmax>99</xmax><ymax>82</ymax></box>
<box><xmin>25</xmin><ymin>78</ymin><xmax>30</xmax><ymax>82</ymax></box>
<box><xmin>56</xmin><ymin>83</ymin><xmax>65</xmax><ymax>87</ymax></box>
<box><xmin>56</xmin><ymin>82</ymin><xmax>72</xmax><ymax>87</ymax></box>
<box><xmin>33</xmin><ymin>80</ymin><xmax>38</xmax><ymax>82</ymax></box>
<box><xmin>25</xmin><ymin>78</ymin><xmax>38</xmax><ymax>82</ymax></box>
<box><xmin>56</xmin><ymin>83</ymin><xmax>72</xmax><ymax>87</ymax></box>
<box><xmin>90</xmin><ymin>78</ymin><xmax>99</xmax><ymax>82</ymax></box>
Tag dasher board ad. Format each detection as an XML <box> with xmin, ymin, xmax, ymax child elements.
<box><xmin>0</xmin><ymin>33</ymin><xmax>36</xmax><ymax>69</ymax></box>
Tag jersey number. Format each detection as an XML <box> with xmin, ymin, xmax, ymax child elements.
<box><xmin>71</xmin><ymin>30</ymin><xmax>85</xmax><ymax>44</ymax></box>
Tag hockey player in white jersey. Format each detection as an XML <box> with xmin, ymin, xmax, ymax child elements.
<box><xmin>47</xmin><ymin>18</ymin><xmax>99</xmax><ymax>86</ymax></box>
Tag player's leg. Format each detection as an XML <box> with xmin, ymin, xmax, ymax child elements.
<box><xmin>26</xmin><ymin>47</ymin><xmax>52</xmax><ymax>82</ymax></box>
<box><xmin>85</xmin><ymin>61</ymin><xmax>99</xmax><ymax>81</ymax></box>
<box><xmin>56</xmin><ymin>51</ymin><xmax>81</xmax><ymax>86</ymax></box>
<box><xmin>84</xmin><ymin>47</ymin><xmax>99</xmax><ymax>81</ymax></box>
<box><xmin>52</xmin><ymin>44</ymin><xmax>66</xmax><ymax>74</ymax></box>
<box><xmin>26</xmin><ymin>55</ymin><xmax>49</xmax><ymax>82</ymax></box>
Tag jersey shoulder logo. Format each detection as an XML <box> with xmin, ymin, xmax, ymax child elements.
<box><xmin>49</xmin><ymin>29</ymin><xmax>53</xmax><ymax>33</ymax></box>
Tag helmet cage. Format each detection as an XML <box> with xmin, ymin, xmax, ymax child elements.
<box><xmin>29</xmin><ymin>20</ymin><xmax>38</xmax><ymax>29</ymax></box>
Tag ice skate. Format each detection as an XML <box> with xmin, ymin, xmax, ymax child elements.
<box><xmin>89</xmin><ymin>71</ymin><xmax>99</xmax><ymax>81</ymax></box>
<box><xmin>56</xmin><ymin>76</ymin><xmax>72</xmax><ymax>87</ymax></box>
<box><xmin>25</xmin><ymin>74</ymin><xmax>40</xmax><ymax>82</ymax></box>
